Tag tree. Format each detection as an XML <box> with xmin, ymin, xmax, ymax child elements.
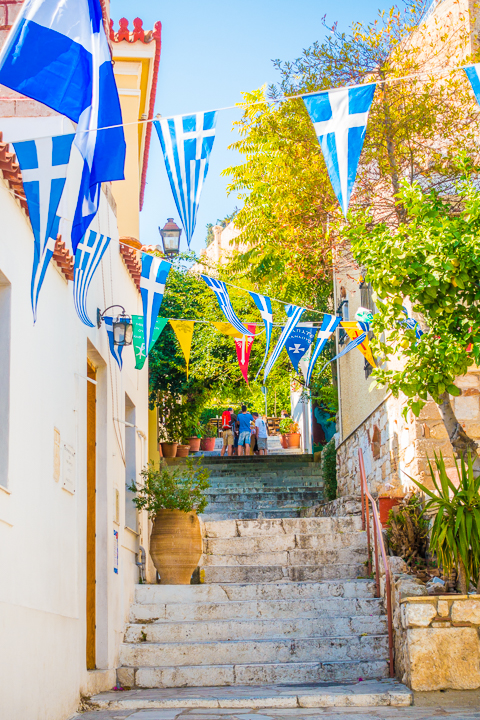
<box><xmin>347</xmin><ymin>167</ymin><xmax>480</xmax><ymax>468</ymax></box>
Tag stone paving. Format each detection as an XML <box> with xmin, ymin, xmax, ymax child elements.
<box><xmin>72</xmin><ymin>688</ymin><xmax>480</xmax><ymax>720</ymax></box>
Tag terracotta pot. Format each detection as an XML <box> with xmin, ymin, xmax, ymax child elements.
<box><xmin>161</xmin><ymin>442</ymin><xmax>178</xmax><ymax>458</ymax></box>
<box><xmin>280</xmin><ymin>434</ymin><xmax>289</xmax><ymax>449</ymax></box>
<box><xmin>175</xmin><ymin>444</ymin><xmax>190</xmax><ymax>458</ymax></box>
<box><xmin>188</xmin><ymin>437</ymin><xmax>201</xmax><ymax>453</ymax></box>
<box><xmin>379</xmin><ymin>497</ymin><xmax>401</xmax><ymax>528</ymax></box>
<box><xmin>150</xmin><ymin>509</ymin><xmax>202</xmax><ymax>584</ymax></box>
<box><xmin>200</xmin><ymin>437</ymin><xmax>216</xmax><ymax>451</ymax></box>
<box><xmin>288</xmin><ymin>432</ymin><xmax>301</xmax><ymax>448</ymax></box>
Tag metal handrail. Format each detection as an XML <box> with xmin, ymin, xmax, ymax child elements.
<box><xmin>358</xmin><ymin>448</ymin><xmax>395</xmax><ymax>678</ymax></box>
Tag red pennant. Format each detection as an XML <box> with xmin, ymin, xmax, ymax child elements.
<box><xmin>234</xmin><ymin>324</ymin><xmax>256</xmax><ymax>383</ymax></box>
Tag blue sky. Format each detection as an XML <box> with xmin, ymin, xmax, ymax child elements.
<box><xmin>111</xmin><ymin>0</ymin><xmax>384</xmax><ymax>256</ymax></box>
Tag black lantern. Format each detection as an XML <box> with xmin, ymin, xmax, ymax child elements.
<box><xmin>159</xmin><ymin>218</ymin><xmax>182</xmax><ymax>257</ymax></box>
<box><xmin>97</xmin><ymin>305</ymin><xmax>133</xmax><ymax>346</ymax></box>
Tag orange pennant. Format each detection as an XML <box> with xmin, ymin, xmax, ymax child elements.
<box><xmin>340</xmin><ymin>321</ymin><xmax>376</xmax><ymax>368</ymax></box>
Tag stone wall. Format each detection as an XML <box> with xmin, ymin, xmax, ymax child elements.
<box><xmin>398</xmin><ymin>596</ymin><xmax>480</xmax><ymax>690</ymax></box>
<box><xmin>336</xmin><ymin>366</ymin><xmax>480</xmax><ymax>498</ymax></box>
<box><xmin>300</xmin><ymin>495</ymin><xmax>362</xmax><ymax>518</ymax></box>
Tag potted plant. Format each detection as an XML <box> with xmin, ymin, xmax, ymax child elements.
<box><xmin>279</xmin><ymin>418</ymin><xmax>301</xmax><ymax>448</ymax></box>
<box><xmin>158</xmin><ymin>405</ymin><xmax>184</xmax><ymax>458</ymax></box>
<box><xmin>129</xmin><ymin>458</ymin><xmax>210</xmax><ymax>584</ymax></box>
<box><xmin>158</xmin><ymin>427</ymin><xmax>178</xmax><ymax>459</ymax></box>
<box><xmin>200</xmin><ymin>422</ymin><xmax>217</xmax><ymax>452</ymax></box>
<box><xmin>279</xmin><ymin>418</ymin><xmax>291</xmax><ymax>448</ymax></box>
<box><xmin>410</xmin><ymin>452</ymin><xmax>480</xmax><ymax>593</ymax></box>
<box><xmin>183</xmin><ymin>419</ymin><xmax>202</xmax><ymax>454</ymax></box>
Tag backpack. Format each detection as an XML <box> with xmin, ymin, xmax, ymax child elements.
<box><xmin>222</xmin><ymin>411</ymin><xmax>231</xmax><ymax>430</ymax></box>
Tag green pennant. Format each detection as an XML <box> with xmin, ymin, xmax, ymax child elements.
<box><xmin>132</xmin><ymin>315</ymin><xmax>168</xmax><ymax>370</ymax></box>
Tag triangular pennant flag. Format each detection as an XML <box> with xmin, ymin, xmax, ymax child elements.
<box><xmin>140</xmin><ymin>253</ymin><xmax>172</xmax><ymax>356</ymax></box>
<box><xmin>285</xmin><ymin>323</ymin><xmax>317</xmax><ymax>372</ymax></box>
<box><xmin>305</xmin><ymin>314</ymin><xmax>341</xmax><ymax>387</ymax></box>
<box><xmin>303</xmin><ymin>83</ymin><xmax>376</xmax><ymax>216</ymax></box>
<box><xmin>211</xmin><ymin>321</ymin><xmax>243</xmax><ymax>339</ymax></box>
<box><xmin>465</xmin><ymin>64</ymin><xmax>480</xmax><ymax>107</ymax></box>
<box><xmin>73</xmin><ymin>229</ymin><xmax>110</xmax><ymax>327</ymax></box>
<box><xmin>317</xmin><ymin>331</ymin><xmax>368</xmax><ymax>376</ymax></box>
<box><xmin>264</xmin><ymin>304</ymin><xmax>305</xmax><ymax>384</ymax></box>
<box><xmin>234</xmin><ymin>324</ymin><xmax>256</xmax><ymax>383</ymax></box>
<box><xmin>341</xmin><ymin>321</ymin><xmax>376</xmax><ymax>367</ymax></box>
<box><xmin>201</xmin><ymin>275</ymin><xmax>253</xmax><ymax>336</ymax></box>
<box><xmin>169</xmin><ymin>320</ymin><xmax>195</xmax><ymax>378</ymax></box>
<box><xmin>132</xmin><ymin>315</ymin><xmax>168</xmax><ymax>370</ymax></box>
<box><xmin>104</xmin><ymin>316</ymin><xmax>124</xmax><ymax>370</ymax></box>
<box><xmin>12</xmin><ymin>134</ymin><xmax>75</xmax><ymax>322</ymax></box>
<box><xmin>249</xmin><ymin>291</ymin><xmax>273</xmax><ymax>380</ymax></box>
<box><xmin>154</xmin><ymin>112</ymin><xmax>217</xmax><ymax>246</ymax></box>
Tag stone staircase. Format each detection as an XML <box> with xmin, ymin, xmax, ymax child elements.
<box><xmin>117</xmin><ymin>515</ymin><xmax>391</xmax><ymax>689</ymax></box>
<box><xmin>183</xmin><ymin>454</ymin><xmax>324</xmax><ymax>521</ymax></box>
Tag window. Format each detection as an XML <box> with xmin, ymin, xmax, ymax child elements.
<box><xmin>125</xmin><ymin>395</ymin><xmax>137</xmax><ymax>531</ymax></box>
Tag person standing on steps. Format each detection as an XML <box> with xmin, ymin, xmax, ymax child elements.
<box><xmin>220</xmin><ymin>407</ymin><xmax>234</xmax><ymax>457</ymax></box>
<box><xmin>252</xmin><ymin>412</ymin><xmax>269</xmax><ymax>456</ymax></box>
<box><xmin>237</xmin><ymin>405</ymin><xmax>254</xmax><ymax>456</ymax></box>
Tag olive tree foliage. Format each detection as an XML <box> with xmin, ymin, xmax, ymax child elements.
<box><xmin>346</xmin><ymin>168</ymin><xmax>480</xmax><ymax>468</ymax></box>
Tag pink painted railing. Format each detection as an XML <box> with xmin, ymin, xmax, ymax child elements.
<box><xmin>358</xmin><ymin>448</ymin><xmax>395</xmax><ymax>678</ymax></box>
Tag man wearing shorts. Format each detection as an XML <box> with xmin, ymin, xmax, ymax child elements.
<box><xmin>237</xmin><ymin>405</ymin><xmax>254</xmax><ymax>456</ymax></box>
<box><xmin>253</xmin><ymin>412</ymin><xmax>268</xmax><ymax>455</ymax></box>
<box><xmin>220</xmin><ymin>407</ymin><xmax>234</xmax><ymax>457</ymax></box>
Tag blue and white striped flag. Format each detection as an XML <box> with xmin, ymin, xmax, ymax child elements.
<box><xmin>0</xmin><ymin>0</ymin><xmax>126</xmax><ymax>253</ymax></box>
<box><xmin>73</xmin><ymin>229</ymin><xmax>110</xmax><ymax>327</ymax></box>
<box><xmin>141</xmin><ymin>253</ymin><xmax>172</xmax><ymax>356</ymax></box>
<box><xmin>202</xmin><ymin>275</ymin><xmax>253</xmax><ymax>336</ymax></box>
<box><xmin>12</xmin><ymin>134</ymin><xmax>75</xmax><ymax>322</ymax></box>
<box><xmin>305</xmin><ymin>314</ymin><xmax>341</xmax><ymax>387</ymax></box>
<box><xmin>303</xmin><ymin>84</ymin><xmax>376</xmax><ymax>216</ymax></box>
<box><xmin>249</xmin><ymin>291</ymin><xmax>273</xmax><ymax>379</ymax></box>
<box><xmin>155</xmin><ymin>112</ymin><xmax>217</xmax><ymax>247</ymax></box>
<box><xmin>104</xmin><ymin>316</ymin><xmax>123</xmax><ymax>370</ymax></box>
<box><xmin>317</xmin><ymin>330</ymin><xmax>368</xmax><ymax>377</ymax></box>
<box><xmin>263</xmin><ymin>304</ymin><xmax>305</xmax><ymax>384</ymax></box>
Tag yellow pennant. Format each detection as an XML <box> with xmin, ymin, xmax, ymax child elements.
<box><xmin>211</xmin><ymin>321</ymin><xmax>243</xmax><ymax>339</ymax></box>
<box><xmin>341</xmin><ymin>321</ymin><xmax>376</xmax><ymax>368</ymax></box>
<box><xmin>169</xmin><ymin>320</ymin><xmax>195</xmax><ymax>378</ymax></box>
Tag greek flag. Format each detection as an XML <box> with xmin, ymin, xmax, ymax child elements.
<box><xmin>264</xmin><ymin>304</ymin><xmax>305</xmax><ymax>384</ymax></box>
<box><xmin>303</xmin><ymin>84</ymin><xmax>376</xmax><ymax>216</ymax></box>
<box><xmin>249</xmin><ymin>291</ymin><xmax>273</xmax><ymax>379</ymax></box>
<box><xmin>317</xmin><ymin>330</ymin><xmax>368</xmax><ymax>377</ymax></box>
<box><xmin>104</xmin><ymin>316</ymin><xmax>123</xmax><ymax>370</ymax></box>
<box><xmin>400</xmin><ymin>307</ymin><xmax>424</xmax><ymax>341</ymax></box>
<box><xmin>0</xmin><ymin>0</ymin><xmax>126</xmax><ymax>252</ymax></box>
<box><xmin>202</xmin><ymin>275</ymin><xmax>253</xmax><ymax>336</ymax></box>
<box><xmin>155</xmin><ymin>112</ymin><xmax>217</xmax><ymax>247</ymax></box>
<box><xmin>73</xmin><ymin>229</ymin><xmax>110</xmax><ymax>327</ymax></box>
<box><xmin>12</xmin><ymin>134</ymin><xmax>74</xmax><ymax>322</ymax></box>
<box><xmin>286</xmin><ymin>324</ymin><xmax>318</xmax><ymax>372</ymax></box>
<box><xmin>305</xmin><ymin>314</ymin><xmax>341</xmax><ymax>387</ymax></box>
<box><xmin>464</xmin><ymin>65</ymin><xmax>480</xmax><ymax>109</ymax></box>
<box><xmin>140</xmin><ymin>253</ymin><xmax>172</xmax><ymax>356</ymax></box>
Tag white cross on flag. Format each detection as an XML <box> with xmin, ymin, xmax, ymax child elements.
<box><xmin>73</xmin><ymin>229</ymin><xmax>111</xmax><ymax>327</ymax></box>
<box><xmin>303</xmin><ymin>84</ymin><xmax>376</xmax><ymax>216</ymax></box>
<box><xmin>13</xmin><ymin>134</ymin><xmax>75</xmax><ymax>322</ymax></box>
<box><xmin>140</xmin><ymin>253</ymin><xmax>172</xmax><ymax>356</ymax></box>
<box><xmin>305</xmin><ymin>313</ymin><xmax>341</xmax><ymax>387</ymax></box>
<box><xmin>155</xmin><ymin>111</ymin><xmax>217</xmax><ymax>247</ymax></box>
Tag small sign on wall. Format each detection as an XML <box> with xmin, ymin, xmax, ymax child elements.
<box><xmin>62</xmin><ymin>444</ymin><xmax>76</xmax><ymax>494</ymax></box>
<box><xmin>53</xmin><ymin>428</ymin><xmax>61</xmax><ymax>482</ymax></box>
<box><xmin>113</xmin><ymin>529</ymin><xmax>119</xmax><ymax>574</ymax></box>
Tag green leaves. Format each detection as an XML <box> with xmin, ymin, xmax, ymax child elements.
<box><xmin>410</xmin><ymin>452</ymin><xmax>480</xmax><ymax>591</ymax></box>
<box><xmin>129</xmin><ymin>458</ymin><xmax>211</xmax><ymax>516</ymax></box>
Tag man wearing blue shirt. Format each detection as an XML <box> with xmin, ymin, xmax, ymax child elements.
<box><xmin>237</xmin><ymin>405</ymin><xmax>254</xmax><ymax>456</ymax></box>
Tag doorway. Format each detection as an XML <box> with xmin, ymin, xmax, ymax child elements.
<box><xmin>86</xmin><ymin>359</ymin><xmax>96</xmax><ymax>670</ymax></box>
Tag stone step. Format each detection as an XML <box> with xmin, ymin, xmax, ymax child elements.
<box><xmin>203</xmin><ymin>532</ymin><xmax>366</xmax><ymax>555</ymax></box>
<box><xmin>204</xmin><ymin>499</ymin><xmax>319</xmax><ymax>511</ymax></box>
<box><xmin>134</xmin><ymin>579</ymin><xmax>378</xmax><ymax>605</ymax></box>
<box><xmin>167</xmin><ymin>454</ymin><xmax>315</xmax><ymax>466</ymax></box>
<box><xmin>120</xmin><ymin>634</ymin><xmax>389</xmax><ymax>668</ymax></box>
<box><xmin>206</xmin><ymin>476</ymin><xmax>323</xmax><ymax>487</ymax></box>
<box><xmin>205</xmin><ymin>486</ymin><xmax>324</xmax><ymax>496</ymax></box>
<box><xmin>202</xmin><ymin>516</ymin><xmax>363</xmax><ymax>537</ymax></box>
<box><xmin>129</xmin><ymin>596</ymin><xmax>384</xmax><ymax>623</ymax></box>
<box><xmin>206</xmin><ymin>467</ymin><xmax>323</xmax><ymax>478</ymax></box>
<box><xmin>130</xmin><ymin>659</ymin><xmax>391</xmax><ymax>688</ymax></box>
<box><xmin>201</xmin><ymin>547</ymin><xmax>368</xmax><ymax>567</ymax></box>
<box><xmin>125</xmin><ymin>614</ymin><xmax>387</xmax><ymax>643</ymax></box>
<box><xmin>89</xmin><ymin>679</ymin><xmax>413</xmax><ymax>709</ymax></box>
<box><xmin>200</xmin><ymin>563</ymin><xmax>369</xmax><ymax>583</ymax></box>
<box><xmin>200</xmin><ymin>510</ymin><xmax>305</xmax><ymax>520</ymax></box>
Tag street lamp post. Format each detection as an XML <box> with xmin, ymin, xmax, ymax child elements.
<box><xmin>97</xmin><ymin>305</ymin><xmax>133</xmax><ymax>346</ymax></box>
<box><xmin>158</xmin><ymin>218</ymin><xmax>182</xmax><ymax>258</ymax></box>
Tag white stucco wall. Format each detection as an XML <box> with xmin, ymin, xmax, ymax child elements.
<box><xmin>0</xmin><ymin>126</ymin><xmax>149</xmax><ymax>719</ymax></box>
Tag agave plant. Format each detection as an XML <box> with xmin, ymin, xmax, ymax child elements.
<box><xmin>410</xmin><ymin>452</ymin><xmax>480</xmax><ymax>593</ymax></box>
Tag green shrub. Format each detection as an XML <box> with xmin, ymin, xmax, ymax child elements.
<box><xmin>129</xmin><ymin>458</ymin><xmax>210</xmax><ymax>516</ymax></box>
<box><xmin>322</xmin><ymin>440</ymin><xmax>337</xmax><ymax>501</ymax></box>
